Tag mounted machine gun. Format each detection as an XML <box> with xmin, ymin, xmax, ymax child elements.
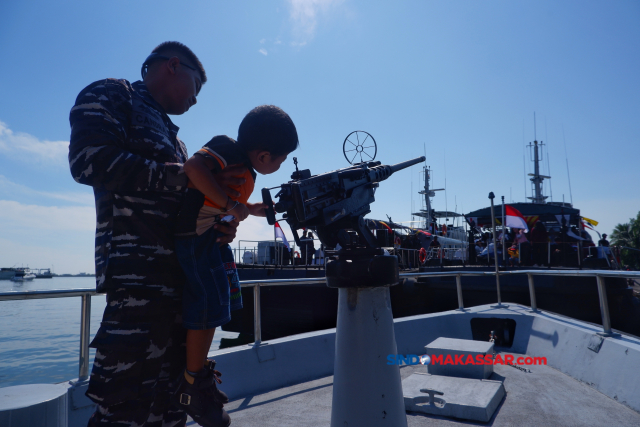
<box><xmin>261</xmin><ymin>131</ymin><xmax>425</xmax><ymax>287</ymax></box>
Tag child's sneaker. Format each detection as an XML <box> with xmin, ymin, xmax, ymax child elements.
<box><xmin>172</xmin><ymin>369</ymin><xmax>230</xmax><ymax>427</ymax></box>
<box><xmin>205</xmin><ymin>359</ymin><xmax>229</xmax><ymax>404</ymax></box>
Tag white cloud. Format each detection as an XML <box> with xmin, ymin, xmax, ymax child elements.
<box><xmin>0</xmin><ymin>200</ymin><xmax>96</xmax><ymax>274</ymax></box>
<box><xmin>259</xmin><ymin>48</ymin><xmax>268</xmax><ymax>56</ymax></box>
<box><xmin>0</xmin><ymin>201</ymin><xmax>305</xmax><ymax>274</ymax></box>
<box><xmin>234</xmin><ymin>215</ymin><xmax>276</xmax><ymax>245</ymax></box>
<box><xmin>0</xmin><ymin>175</ymin><xmax>93</xmax><ymax>206</ymax></box>
<box><xmin>0</xmin><ymin>121</ymin><xmax>69</xmax><ymax>166</ymax></box>
<box><xmin>260</xmin><ymin>38</ymin><xmax>266</xmax><ymax>44</ymax></box>
<box><xmin>287</xmin><ymin>0</ymin><xmax>342</xmax><ymax>44</ymax></box>
<box><xmin>0</xmin><ymin>197</ymin><xmax>297</xmax><ymax>243</ymax></box>
<box><xmin>0</xmin><ymin>237</ymin><xmax>95</xmax><ymax>275</ymax></box>
<box><xmin>0</xmin><ymin>200</ymin><xmax>95</xmax><ymax>232</ymax></box>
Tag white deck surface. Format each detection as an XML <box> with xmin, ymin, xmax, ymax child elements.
<box><xmin>188</xmin><ymin>351</ymin><xmax>640</xmax><ymax>427</ymax></box>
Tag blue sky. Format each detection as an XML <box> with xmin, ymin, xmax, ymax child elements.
<box><xmin>1</xmin><ymin>0</ymin><xmax>638</xmax><ymax>273</ymax></box>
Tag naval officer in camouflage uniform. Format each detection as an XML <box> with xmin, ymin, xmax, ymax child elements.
<box><xmin>69</xmin><ymin>41</ymin><xmax>240</xmax><ymax>426</ymax></box>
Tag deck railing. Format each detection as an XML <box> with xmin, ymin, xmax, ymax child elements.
<box><xmin>0</xmin><ymin>288</ymin><xmax>97</xmax><ymax>380</ymax></box>
<box><xmin>1</xmin><ymin>268</ymin><xmax>639</xmax><ymax>381</ymax></box>
<box><xmin>233</xmin><ymin>240</ymin><xmax>325</xmax><ymax>266</ymax></box>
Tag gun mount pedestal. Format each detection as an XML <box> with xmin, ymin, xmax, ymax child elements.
<box><xmin>328</xmin><ymin>250</ymin><xmax>408</xmax><ymax>427</ymax></box>
<box><xmin>261</xmin><ymin>149</ymin><xmax>425</xmax><ymax>427</ymax></box>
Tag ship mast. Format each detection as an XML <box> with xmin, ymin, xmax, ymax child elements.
<box><xmin>414</xmin><ymin>166</ymin><xmax>444</xmax><ymax>229</ymax></box>
<box><xmin>423</xmin><ymin>166</ymin><xmax>432</xmax><ymax>228</ymax></box>
<box><xmin>527</xmin><ymin>114</ymin><xmax>550</xmax><ymax>204</ymax></box>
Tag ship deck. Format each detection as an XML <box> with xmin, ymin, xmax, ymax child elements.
<box><xmin>189</xmin><ymin>353</ymin><xmax>640</xmax><ymax>426</ymax></box>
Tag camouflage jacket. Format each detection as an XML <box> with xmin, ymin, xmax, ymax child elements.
<box><xmin>69</xmin><ymin>79</ymin><xmax>188</xmax><ymax>294</ymax></box>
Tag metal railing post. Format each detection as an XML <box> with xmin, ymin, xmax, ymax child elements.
<box><xmin>501</xmin><ymin>196</ymin><xmax>506</xmax><ymax>263</ymax></box>
<box><xmin>79</xmin><ymin>293</ymin><xmax>91</xmax><ymax>381</ymax></box>
<box><xmin>455</xmin><ymin>274</ymin><xmax>464</xmax><ymax>310</ymax></box>
<box><xmin>253</xmin><ymin>284</ymin><xmax>262</xmax><ymax>344</ymax></box>
<box><xmin>489</xmin><ymin>193</ymin><xmax>502</xmax><ymax>305</ymax></box>
<box><xmin>548</xmin><ymin>241</ymin><xmax>551</xmax><ymax>266</ymax></box>
<box><xmin>527</xmin><ymin>273</ymin><xmax>538</xmax><ymax>311</ymax></box>
<box><xmin>495</xmin><ymin>269</ymin><xmax>502</xmax><ymax>305</ymax></box>
<box><xmin>595</xmin><ymin>275</ymin><xmax>613</xmax><ymax>336</ymax></box>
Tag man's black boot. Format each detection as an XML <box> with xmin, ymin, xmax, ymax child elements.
<box><xmin>173</xmin><ymin>369</ymin><xmax>231</xmax><ymax>427</ymax></box>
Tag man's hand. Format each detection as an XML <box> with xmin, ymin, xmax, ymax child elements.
<box><xmin>213</xmin><ymin>164</ymin><xmax>247</xmax><ymax>198</ymax></box>
<box><xmin>214</xmin><ymin>220</ymin><xmax>239</xmax><ymax>244</ymax></box>
<box><xmin>229</xmin><ymin>202</ymin><xmax>250</xmax><ymax>222</ymax></box>
<box><xmin>247</xmin><ymin>202</ymin><xmax>269</xmax><ymax>217</ymax></box>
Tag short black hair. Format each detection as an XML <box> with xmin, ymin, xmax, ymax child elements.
<box><xmin>237</xmin><ymin>105</ymin><xmax>299</xmax><ymax>156</ymax></box>
<box><xmin>152</xmin><ymin>41</ymin><xmax>207</xmax><ymax>83</ymax></box>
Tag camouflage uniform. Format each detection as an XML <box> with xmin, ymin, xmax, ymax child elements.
<box><xmin>69</xmin><ymin>78</ymin><xmax>189</xmax><ymax>426</ymax></box>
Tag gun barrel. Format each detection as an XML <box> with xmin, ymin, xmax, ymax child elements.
<box><xmin>388</xmin><ymin>156</ymin><xmax>426</xmax><ymax>174</ymax></box>
<box><xmin>366</xmin><ymin>156</ymin><xmax>425</xmax><ymax>184</ymax></box>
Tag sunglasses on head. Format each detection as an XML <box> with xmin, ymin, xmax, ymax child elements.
<box><xmin>141</xmin><ymin>53</ymin><xmax>197</xmax><ymax>79</ymax></box>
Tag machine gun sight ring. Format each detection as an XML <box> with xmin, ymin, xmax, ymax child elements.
<box><xmin>343</xmin><ymin>131</ymin><xmax>377</xmax><ymax>165</ymax></box>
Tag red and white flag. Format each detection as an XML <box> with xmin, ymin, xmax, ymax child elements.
<box><xmin>274</xmin><ymin>222</ymin><xmax>290</xmax><ymax>249</ymax></box>
<box><xmin>505</xmin><ymin>205</ymin><xmax>529</xmax><ymax>232</ymax></box>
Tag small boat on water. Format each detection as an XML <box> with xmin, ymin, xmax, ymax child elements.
<box><xmin>9</xmin><ymin>268</ymin><xmax>36</xmax><ymax>282</ymax></box>
<box><xmin>0</xmin><ymin>267</ymin><xmax>20</xmax><ymax>280</ymax></box>
<box><xmin>1</xmin><ymin>267</ymin><xmax>54</xmax><ymax>280</ymax></box>
<box><xmin>34</xmin><ymin>268</ymin><xmax>53</xmax><ymax>278</ymax></box>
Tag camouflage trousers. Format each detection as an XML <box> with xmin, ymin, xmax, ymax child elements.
<box><xmin>86</xmin><ymin>288</ymin><xmax>187</xmax><ymax>426</ymax></box>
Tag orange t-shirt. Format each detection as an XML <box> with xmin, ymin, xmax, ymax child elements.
<box><xmin>192</xmin><ymin>135</ymin><xmax>257</xmax><ymax>236</ymax></box>
<box><xmin>202</xmin><ymin>164</ymin><xmax>255</xmax><ymax>208</ymax></box>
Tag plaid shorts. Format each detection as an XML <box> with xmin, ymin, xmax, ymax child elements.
<box><xmin>175</xmin><ymin>226</ymin><xmax>243</xmax><ymax>330</ymax></box>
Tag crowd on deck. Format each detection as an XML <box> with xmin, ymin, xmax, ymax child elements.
<box><xmin>246</xmin><ymin>219</ymin><xmax>619</xmax><ymax>270</ymax></box>
<box><xmin>473</xmin><ymin>221</ymin><xmax>615</xmax><ymax>268</ymax></box>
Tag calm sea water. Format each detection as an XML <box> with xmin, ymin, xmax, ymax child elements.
<box><xmin>0</xmin><ymin>277</ymin><xmax>239</xmax><ymax>388</ymax></box>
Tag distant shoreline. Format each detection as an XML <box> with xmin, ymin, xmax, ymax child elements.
<box><xmin>52</xmin><ymin>273</ymin><xmax>95</xmax><ymax>277</ymax></box>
